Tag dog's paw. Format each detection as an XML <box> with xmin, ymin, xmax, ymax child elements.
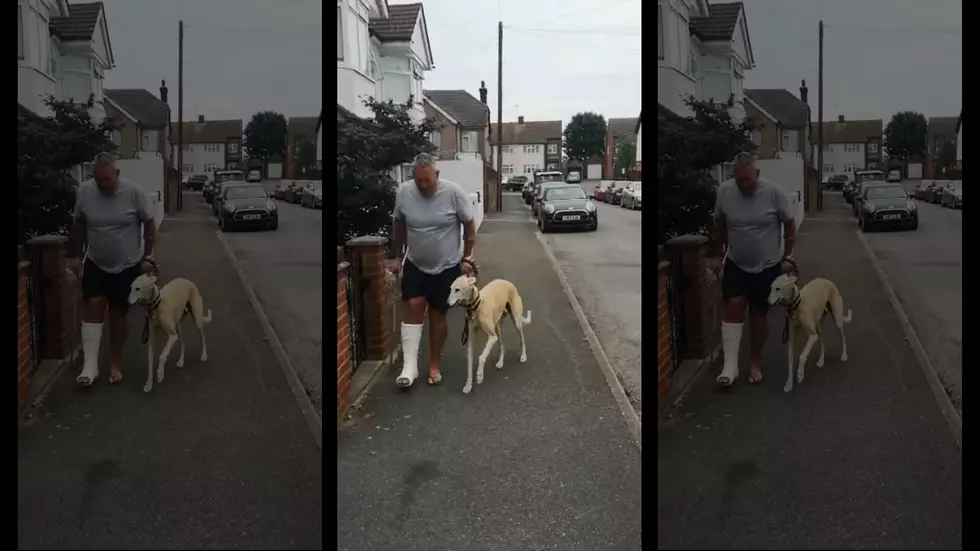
<box><xmin>200</xmin><ymin>352</ymin><xmax>208</xmax><ymax>362</ymax></box>
<box><xmin>143</xmin><ymin>381</ymin><xmax>153</xmax><ymax>393</ymax></box>
<box><xmin>176</xmin><ymin>358</ymin><xmax>185</xmax><ymax>368</ymax></box>
<box><xmin>476</xmin><ymin>372</ymin><xmax>484</xmax><ymax>385</ymax></box>
<box><xmin>519</xmin><ymin>353</ymin><xmax>527</xmax><ymax>363</ymax></box>
<box><xmin>816</xmin><ymin>357</ymin><xmax>825</xmax><ymax>368</ymax></box>
<box><xmin>783</xmin><ymin>382</ymin><xmax>793</xmax><ymax>393</ymax></box>
<box><xmin>796</xmin><ymin>370</ymin><xmax>805</xmax><ymax>384</ymax></box>
<box><xmin>840</xmin><ymin>352</ymin><xmax>848</xmax><ymax>362</ymax></box>
<box><xmin>156</xmin><ymin>371</ymin><xmax>165</xmax><ymax>383</ymax></box>
<box><xmin>461</xmin><ymin>383</ymin><xmax>472</xmax><ymax>394</ymax></box>
<box><xmin>495</xmin><ymin>360</ymin><xmax>504</xmax><ymax>370</ymax></box>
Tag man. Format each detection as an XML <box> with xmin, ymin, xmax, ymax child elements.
<box><xmin>72</xmin><ymin>152</ymin><xmax>157</xmax><ymax>386</ymax></box>
<box><xmin>713</xmin><ymin>152</ymin><xmax>797</xmax><ymax>386</ymax></box>
<box><xmin>389</xmin><ymin>153</ymin><xmax>477</xmax><ymax>387</ymax></box>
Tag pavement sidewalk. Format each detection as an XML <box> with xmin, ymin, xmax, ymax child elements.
<box><xmin>17</xmin><ymin>216</ymin><xmax>322</xmax><ymax>549</ymax></box>
<box><xmin>337</xmin><ymin>212</ymin><xmax>642</xmax><ymax>550</ymax></box>
<box><xmin>657</xmin><ymin>216</ymin><xmax>962</xmax><ymax>549</ymax></box>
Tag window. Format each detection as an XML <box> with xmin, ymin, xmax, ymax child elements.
<box><xmin>820</xmin><ymin>144</ymin><xmax>834</xmax><ymax>153</ymax></box>
<box><xmin>547</xmin><ymin>144</ymin><xmax>558</xmax><ymax>155</ymax></box>
<box><xmin>38</xmin><ymin>18</ymin><xmax>50</xmax><ymax>76</ymax></box>
<box><xmin>204</xmin><ymin>163</ymin><xmax>220</xmax><ymax>173</ymax></box>
<box><xmin>356</xmin><ymin>14</ymin><xmax>369</xmax><ymax>74</ymax></box>
<box><xmin>430</xmin><ymin>129</ymin><xmax>441</xmax><ymax>146</ymax></box>
<box><xmin>182</xmin><ymin>164</ymin><xmax>194</xmax><ymax>173</ymax></box>
<box><xmin>461</xmin><ymin>131</ymin><xmax>478</xmax><ymax>152</ymax></box>
<box><xmin>868</xmin><ymin>142</ymin><xmax>879</xmax><ymax>153</ymax></box>
<box><xmin>547</xmin><ymin>163</ymin><xmax>558</xmax><ymax>170</ymax></box>
<box><xmin>501</xmin><ymin>145</ymin><xmax>512</xmax><ymax>154</ymax></box>
<box><xmin>523</xmin><ymin>164</ymin><xmax>541</xmax><ymax>174</ymax></box>
<box><xmin>782</xmin><ymin>130</ymin><xmax>798</xmax><ymax>152</ymax></box>
<box><xmin>337</xmin><ymin>5</ymin><xmax>344</xmax><ymax>60</ymax></box>
<box><xmin>844</xmin><ymin>163</ymin><xmax>858</xmax><ymax>173</ymax></box>
<box><xmin>844</xmin><ymin>143</ymin><xmax>860</xmax><ymax>153</ymax></box>
<box><xmin>204</xmin><ymin>143</ymin><xmax>222</xmax><ymax>153</ymax></box>
<box><xmin>822</xmin><ymin>164</ymin><xmax>834</xmax><ymax>173</ymax></box>
<box><xmin>48</xmin><ymin>40</ymin><xmax>58</xmax><ymax>76</ymax></box>
<box><xmin>751</xmin><ymin>131</ymin><xmax>762</xmax><ymax>147</ymax></box>
<box><xmin>523</xmin><ymin>145</ymin><xmax>541</xmax><ymax>154</ymax></box>
<box><xmin>502</xmin><ymin>165</ymin><xmax>514</xmax><ymax>175</ymax></box>
<box><xmin>228</xmin><ymin>142</ymin><xmax>239</xmax><ymax>154</ymax></box>
<box><xmin>110</xmin><ymin>130</ymin><xmax>122</xmax><ymax>146</ymax></box>
<box><xmin>17</xmin><ymin>6</ymin><xmax>23</xmax><ymax>60</ymax></box>
<box><xmin>657</xmin><ymin>5</ymin><xmax>664</xmax><ymax>60</ymax></box>
<box><xmin>142</xmin><ymin>130</ymin><xmax>159</xmax><ymax>152</ymax></box>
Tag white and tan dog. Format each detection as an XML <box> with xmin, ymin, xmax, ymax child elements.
<box><xmin>447</xmin><ymin>276</ymin><xmax>532</xmax><ymax>394</ymax></box>
<box><xmin>128</xmin><ymin>274</ymin><xmax>212</xmax><ymax>393</ymax></box>
<box><xmin>768</xmin><ymin>274</ymin><xmax>852</xmax><ymax>393</ymax></box>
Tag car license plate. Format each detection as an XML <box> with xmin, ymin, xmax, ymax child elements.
<box><xmin>243</xmin><ymin>214</ymin><xmax>261</xmax><ymax>221</ymax></box>
<box><xmin>564</xmin><ymin>215</ymin><xmax>581</xmax><ymax>221</ymax></box>
<box><xmin>882</xmin><ymin>214</ymin><xmax>901</xmax><ymax>221</ymax></box>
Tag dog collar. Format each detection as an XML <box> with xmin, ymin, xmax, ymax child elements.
<box><xmin>465</xmin><ymin>294</ymin><xmax>482</xmax><ymax>316</ymax></box>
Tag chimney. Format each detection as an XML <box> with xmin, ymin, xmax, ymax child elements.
<box><xmin>159</xmin><ymin>80</ymin><xmax>168</xmax><ymax>104</ymax></box>
<box><xmin>479</xmin><ymin>80</ymin><xmax>488</xmax><ymax>104</ymax></box>
<box><xmin>198</xmin><ymin>115</ymin><xmax>205</xmax><ymax>123</ymax></box>
<box><xmin>518</xmin><ymin>115</ymin><xmax>525</xmax><ymax>125</ymax></box>
<box><xmin>838</xmin><ymin>115</ymin><xmax>845</xmax><ymax>123</ymax></box>
<box><xmin>799</xmin><ymin>79</ymin><xmax>807</xmax><ymax>104</ymax></box>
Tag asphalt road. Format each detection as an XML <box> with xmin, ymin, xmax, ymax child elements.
<box><xmin>522</xmin><ymin>189</ymin><xmax>643</xmax><ymax>411</ymax></box>
<box><xmin>209</xmin><ymin>182</ymin><xmax>324</xmax><ymax>415</ymax></box>
<box><xmin>850</xmin><ymin>181</ymin><xmax>962</xmax><ymax>414</ymax></box>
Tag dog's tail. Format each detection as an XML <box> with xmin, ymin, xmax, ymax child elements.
<box><xmin>842</xmin><ymin>309</ymin><xmax>852</xmax><ymax>323</ymax></box>
<box><xmin>189</xmin><ymin>286</ymin><xmax>212</xmax><ymax>325</ymax></box>
<box><xmin>522</xmin><ymin>310</ymin><xmax>532</xmax><ymax>324</ymax></box>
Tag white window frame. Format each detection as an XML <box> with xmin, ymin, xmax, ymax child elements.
<box><xmin>501</xmin><ymin>145</ymin><xmax>512</xmax><ymax>154</ymax></box>
<box><xmin>110</xmin><ymin>130</ymin><xmax>121</xmax><ymax>146</ymax></box>
<box><xmin>547</xmin><ymin>144</ymin><xmax>558</xmax><ymax>155</ymax></box>
<box><xmin>868</xmin><ymin>142</ymin><xmax>878</xmax><ymax>153</ymax></box>
<box><xmin>356</xmin><ymin>11</ymin><xmax>369</xmax><ymax>75</ymax></box>
<box><xmin>502</xmin><ymin>164</ymin><xmax>513</xmax><ymax>175</ymax></box>
<box><xmin>781</xmin><ymin>130</ymin><xmax>798</xmax><ymax>152</ymax></box>
<box><xmin>228</xmin><ymin>142</ymin><xmax>238</xmax><ymax>154</ymax></box>
<box><xmin>523</xmin><ymin>145</ymin><xmax>540</xmax><ymax>154</ymax></box>
<box><xmin>337</xmin><ymin>4</ymin><xmax>344</xmax><ymax>61</ymax></box>
<box><xmin>461</xmin><ymin>130</ymin><xmax>478</xmax><ymax>152</ymax></box>
<box><xmin>822</xmin><ymin>164</ymin><xmax>834</xmax><ymax>173</ymax></box>
<box><xmin>430</xmin><ymin>129</ymin><xmax>441</xmax><ymax>147</ymax></box>
<box><xmin>751</xmin><ymin>131</ymin><xmax>762</xmax><ymax>147</ymax></box>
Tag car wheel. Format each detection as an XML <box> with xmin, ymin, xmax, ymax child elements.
<box><xmin>589</xmin><ymin>221</ymin><xmax>598</xmax><ymax>231</ymax></box>
<box><xmin>269</xmin><ymin>221</ymin><xmax>279</xmax><ymax>231</ymax></box>
<box><xmin>908</xmin><ymin>220</ymin><xmax>919</xmax><ymax>231</ymax></box>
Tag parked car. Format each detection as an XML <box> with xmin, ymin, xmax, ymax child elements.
<box><xmin>214</xmin><ymin>169</ymin><xmax>244</xmax><ymax>185</ymax></box>
<box><xmin>854</xmin><ymin>169</ymin><xmax>884</xmax><ymax>185</ymax></box>
<box><xmin>530</xmin><ymin>171</ymin><xmax>565</xmax><ymax>212</ymax></box>
<box><xmin>300</xmin><ymin>183</ymin><xmax>323</xmax><ymax>208</ymax></box>
<box><xmin>921</xmin><ymin>182</ymin><xmax>939</xmax><ymax>202</ymax></box>
<box><xmin>826</xmin><ymin>174</ymin><xmax>849</xmax><ymax>191</ymax></box>
<box><xmin>857</xmin><ymin>182</ymin><xmax>918</xmax><ymax>232</ymax></box>
<box><xmin>621</xmin><ymin>182</ymin><xmax>642</xmax><ymax>209</ymax></box>
<box><xmin>532</xmin><ymin>181</ymin><xmax>570</xmax><ymax>218</ymax></box>
<box><xmin>537</xmin><ymin>184</ymin><xmax>597</xmax><ymax>233</ymax></box>
<box><xmin>886</xmin><ymin>169</ymin><xmax>902</xmax><ymax>183</ymax></box>
<box><xmin>913</xmin><ymin>182</ymin><xmax>926</xmax><ymax>200</ymax></box>
<box><xmin>842</xmin><ymin>181</ymin><xmax>857</xmax><ymax>203</ymax></box>
<box><xmin>593</xmin><ymin>182</ymin><xmax>607</xmax><ymax>201</ymax></box>
<box><xmin>504</xmin><ymin>175</ymin><xmax>527</xmax><ymax>192</ymax></box>
<box><xmin>282</xmin><ymin>182</ymin><xmax>302</xmax><ymax>203</ymax></box>
<box><xmin>566</xmin><ymin>170</ymin><xmax>582</xmax><ymax>183</ymax></box>
<box><xmin>213</xmin><ymin>181</ymin><xmax>250</xmax><ymax>217</ymax></box>
<box><xmin>607</xmin><ymin>182</ymin><xmax>627</xmax><ymax>205</ymax></box>
<box><xmin>931</xmin><ymin>182</ymin><xmax>948</xmax><ymax>204</ymax></box>
<box><xmin>217</xmin><ymin>183</ymin><xmax>278</xmax><ymax>232</ymax></box>
<box><xmin>599</xmin><ymin>182</ymin><xmax>618</xmax><ymax>203</ymax></box>
<box><xmin>246</xmin><ymin>169</ymin><xmax>262</xmax><ymax>183</ymax></box>
<box><xmin>853</xmin><ymin>181</ymin><xmax>891</xmax><ymax>218</ymax></box>
<box><xmin>940</xmin><ymin>181</ymin><xmax>962</xmax><ymax>209</ymax></box>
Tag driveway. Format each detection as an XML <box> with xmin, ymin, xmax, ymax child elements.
<box><xmin>526</xmin><ymin>192</ymin><xmax>643</xmax><ymax>411</ymax></box>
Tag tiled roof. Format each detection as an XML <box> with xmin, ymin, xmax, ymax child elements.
<box><xmin>745</xmin><ymin>89</ymin><xmax>810</xmax><ymax>128</ymax></box>
<box><xmin>489</xmin><ymin>120</ymin><xmax>562</xmax><ymax>145</ymax></box>
<box><xmin>928</xmin><ymin>116</ymin><xmax>959</xmax><ymax>137</ymax></box>
<box><xmin>810</xmin><ymin>119</ymin><xmax>882</xmax><ymax>143</ymax></box>
<box><xmin>423</xmin><ymin>90</ymin><xmax>489</xmax><ymax>128</ymax></box>
<box><xmin>690</xmin><ymin>1</ymin><xmax>742</xmax><ymax>41</ymax></box>
<box><xmin>50</xmin><ymin>2</ymin><xmax>102</xmax><ymax>41</ymax></box>
<box><xmin>608</xmin><ymin>117</ymin><xmax>638</xmax><ymax>138</ymax></box>
<box><xmin>105</xmin><ymin>89</ymin><xmax>169</xmax><ymax>127</ymax></box>
<box><xmin>369</xmin><ymin>3</ymin><xmax>421</xmax><ymax>42</ymax></box>
<box><xmin>170</xmin><ymin>119</ymin><xmax>242</xmax><ymax>144</ymax></box>
<box><xmin>288</xmin><ymin>117</ymin><xmax>320</xmax><ymax>140</ymax></box>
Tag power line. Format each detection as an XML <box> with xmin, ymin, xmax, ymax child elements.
<box><xmin>823</xmin><ymin>23</ymin><xmax>960</xmax><ymax>36</ymax></box>
<box><xmin>183</xmin><ymin>23</ymin><xmax>321</xmax><ymax>35</ymax></box>
<box><xmin>505</xmin><ymin>25</ymin><xmax>641</xmax><ymax>36</ymax></box>
<box><xmin>531</xmin><ymin>0</ymin><xmax>637</xmax><ymax>26</ymax></box>
<box><xmin>505</xmin><ymin>27</ymin><xmax>640</xmax><ymax>52</ymax></box>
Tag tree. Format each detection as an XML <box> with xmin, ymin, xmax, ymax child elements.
<box><xmin>935</xmin><ymin>136</ymin><xmax>957</xmax><ymax>177</ymax></box>
<box><xmin>657</xmin><ymin>96</ymin><xmax>758</xmax><ymax>244</ymax></box>
<box><xmin>244</xmin><ymin>111</ymin><xmax>288</xmax><ymax>162</ymax></box>
<box><xmin>563</xmin><ymin>112</ymin><xmax>606</xmax><ymax>165</ymax></box>
<box><xmin>294</xmin><ymin>136</ymin><xmax>317</xmax><ymax>177</ymax></box>
<box><xmin>337</xmin><ymin>96</ymin><xmax>435</xmax><ymax>245</ymax></box>
<box><xmin>18</xmin><ymin>96</ymin><xmax>118</xmax><ymax>244</ymax></box>
<box><xmin>883</xmin><ymin>111</ymin><xmax>927</xmax><ymax>164</ymax></box>
<box><xmin>614</xmin><ymin>134</ymin><xmax>637</xmax><ymax>178</ymax></box>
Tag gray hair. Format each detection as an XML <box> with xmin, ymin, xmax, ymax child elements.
<box><xmin>92</xmin><ymin>152</ymin><xmax>117</xmax><ymax>168</ymax></box>
<box><xmin>733</xmin><ymin>152</ymin><xmax>756</xmax><ymax>168</ymax></box>
<box><xmin>413</xmin><ymin>152</ymin><xmax>437</xmax><ymax>170</ymax></box>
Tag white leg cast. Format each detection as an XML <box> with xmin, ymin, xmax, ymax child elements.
<box><xmin>718</xmin><ymin>322</ymin><xmax>743</xmax><ymax>386</ymax></box>
<box><xmin>77</xmin><ymin>322</ymin><xmax>104</xmax><ymax>386</ymax></box>
<box><xmin>144</xmin><ymin>332</ymin><xmax>155</xmax><ymax>393</ymax></box>
<box><xmin>462</xmin><ymin>325</ymin><xmax>475</xmax><ymax>394</ymax></box>
<box><xmin>157</xmin><ymin>334</ymin><xmax>178</xmax><ymax>384</ymax></box>
<box><xmin>495</xmin><ymin>323</ymin><xmax>505</xmax><ymax>370</ymax></box>
<box><xmin>784</xmin><ymin>325</ymin><xmax>795</xmax><ymax>393</ymax></box>
<box><xmin>176</xmin><ymin>323</ymin><xmax>186</xmax><ymax>368</ymax></box>
<box><xmin>797</xmin><ymin>334</ymin><xmax>819</xmax><ymax>384</ymax></box>
<box><xmin>396</xmin><ymin>322</ymin><xmax>423</xmax><ymax>387</ymax></box>
<box><xmin>476</xmin><ymin>335</ymin><xmax>498</xmax><ymax>386</ymax></box>
<box><xmin>815</xmin><ymin>324</ymin><xmax>825</xmax><ymax>368</ymax></box>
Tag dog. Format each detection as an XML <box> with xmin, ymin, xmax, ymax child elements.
<box><xmin>446</xmin><ymin>276</ymin><xmax>532</xmax><ymax>394</ymax></box>
<box><xmin>128</xmin><ymin>274</ymin><xmax>212</xmax><ymax>393</ymax></box>
<box><xmin>768</xmin><ymin>274</ymin><xmax>852</xmax><ymax>393</ymax></box>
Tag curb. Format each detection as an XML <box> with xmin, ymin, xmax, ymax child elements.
<box><xmin>534</xmin><ymin>230</ymin><xmax>642</xmax><ymax>449</ymax></box>
<box><xmin>856</xmin><ymin>230</ymin><xmax>961</xmax><ymax>447</ymax></box>
<box><xmin>216</xmin><ymin>231</ymin><xmax>323</xmax><ymax>451</ymax></box>
<box><xmin>20</xmin><ymin>345</ymin><xmax>81</xmax><ymax>421</ymax></box>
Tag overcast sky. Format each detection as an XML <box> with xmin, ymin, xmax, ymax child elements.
<box><xmin>102</xmin><ymin>0</ymin><xmax>322</xmax><ymax>123</ymax></box>
<box><xmin>413</xmin><ymin>0</ymin><xmax>643</xmax><ymax>126</ymax></box>
<box><xmin>742</xmin><ymin>0</ymin><xmax>961</xmax><ymax>122</ymax></box>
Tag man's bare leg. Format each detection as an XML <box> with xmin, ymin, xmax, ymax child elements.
<box><xmin>747</xmin><ymin>306</ymin><xmax>768</xmax><ymax>382</ymax></box>
<box><xmin>396</xmin><ymin>298</ymin><xmax>427</xmax><ymax>387</ymax></box>
<box><xmin>426</xmin><ymin>307</ymin><xmax>449</xmax><ymax>384</ymax></box>
<box><xmin>78</xmin><ymin>297</ymin><xmax>108</xmax><ymax>385</ymax></box>
<box><xmin>107</xmin><ymin>308</ymin><xmax>128</xmax><ymax>383</ymax></box>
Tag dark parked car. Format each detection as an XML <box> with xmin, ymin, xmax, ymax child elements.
<box><xmin>505</xmin><ymin>175</ymin><xmax>528</xmax><ymax>192</ymax></box>
<box><xmin>856</xmin><ymin>182</ymin><xmax>917</xmax><ymax>232</ymax></box>
<box><xmin>283</xmin><ymin>182</ymin><xmax>304</xmax><ymax>203</ymax></box>
<box><xmin>187</xmin><ymin>174</ymin><xmax>208</xmax><ymax>191</ymax></box>
<box><xmin>826</xmin><ymin>174</ymin><xmax>849</xmax><ymax>191</ymax></box>
<box><xmin>940</xmin><ymin>181</ymin><xmax>962</xmax><ymax>208</ymax></box>
<box><xmin>537</xmin><ymin>184</ymin><xmax>597</xmax><ymax>233</ymax></box>
<box><xmin>853</xmin><ymin>181</ymin><xmax>890</xmax><ymax>217</ymax></box>
<box><xmin>929</xmin><ymin>182</ymin><xmax>948</xmax><ymax>204</ymax></box>
<box><xmin>217</xmin><ymin>183</ymin><xmax>278</xmax><ymax>232</ymax></box>
<box><xmin>607</xmin><ymin>182</ymin><xmax>627</xmax><ymax>205</ymax></box>
<box><xmin>532</xmin><ymin>181</ymin><xmax>569</xmax><ymax>218</ymax></box>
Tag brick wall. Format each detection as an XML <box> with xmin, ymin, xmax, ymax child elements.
<box><xmin>26</xmin><ymin>236</ymin><xmax>73</xmax><ymax>360</ymax></box>
<box><xmin>338</xmin><ymin>260</ymin><xmax>353</xmax><ymax>419</ymax></box>
<box><xmin>346</xmin><ymin>236</ymin><xmax>394</xmax><ymax>362</ymax></box>
<box><xmin>657</xmin><ymin>260</ymin><xmax>672</xmax><ymax>411</ymax></box>
<box><xmin>18</xmin><ymin>261</ymin><xmax>33</xmax><ymax>412</ymax></box>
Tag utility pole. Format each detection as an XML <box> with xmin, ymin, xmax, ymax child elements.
<box><xmin>177</xmin><ymin>20</ymin><xmax>184</xmax><ymax>211</ymax></box>
<box><xmin>817</xmin><ymin>20</ymin><xmax>824</xmax><ymax>211</ymax></box>
<box><xmin>496</xmin><ymin>21</ymin><xmax>503</xmax><ymax>212</ymax></box>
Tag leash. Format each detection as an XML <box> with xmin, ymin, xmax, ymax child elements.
<box><xmin>140</xmin><ymin>258</ymin><xmax>161</xmax><ymax>345</ymax></box>
<box><xmin>459</xmin><ymin>258</ymin><xmax>481</xmax><ymax>346</ymax></box>
<box><xmin>780</xmin><ymin>257</ymin><xmax>801</xmax><ymax>344</ymax></box>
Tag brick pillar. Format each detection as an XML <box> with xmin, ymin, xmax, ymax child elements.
<box><xmin>666</xmin><ymin>235</ymin><xmax>712</xmax><ymax>360</ymax></box>
<box><xmin>18</xmin><ymin>261</ymin><xmax>33</xmax><ymax>412</ymax></box>
<box><xmin>657</xmin><ymin>260</ymin><xmax>672</xmax><ymax>412</ymax></box>
<box><xmin>345</xmin><ymin>236</ymin><xmax>393</xmax><ymax>361</ymax></box>
<box><xmin>337</xmin><ymin>261</ymin><xmax>353</xmax><ymax>419</ymax></box>
<box><xmin>26</xmin><ymin>235</ymin><xmax>71</xmax><ymax>360</ymax></box>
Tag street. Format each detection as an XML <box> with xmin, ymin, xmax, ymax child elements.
<box><xmin>516</xmin><ymin>188</ymin><xmax>643</xmax><ymax>410</ymax></box>
<box><xmin>185</xmin><ymin>183</ymin><xmax>324</xmax><ymax>415</ymax></box>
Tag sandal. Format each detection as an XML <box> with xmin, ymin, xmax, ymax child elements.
<box><xmin>747</xmin><ymin>371</ymin><xmax>763</xmax><ymax>384</ymax></box>
<box><xmin>427</xmin><ymin>370</ymin><xmax>443</xmax><ymax>386</ymax></box>
<box><xmin>108</xmin><ymin>370</ymin><xmax>124</xmax><ymax>384</ymax></box>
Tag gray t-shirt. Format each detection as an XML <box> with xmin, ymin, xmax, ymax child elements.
<box><xmin>394</xmin><ymin>178</ymin><xmax>474</xmax><ymax>275</ymax></box>
<box><xmin>714</xmin><ymin>177</ymin><xmax>794</xmax><ymax>274</ymax></box>
<box><xmin>74</xmin><ymin>177</ymin><xmax>153</xmax><ymax>274</ymax></box>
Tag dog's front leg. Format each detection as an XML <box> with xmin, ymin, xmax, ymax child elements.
<box><xmin>462</xmin><ymin>322</ymin><xmax>475</xmax><ymax>394</ymax></box>
<box><xmin>144</xmin><ymin>332</ymin><xmax>155</xmax><ymax>393</ymax></box>
<box><xmin>797</xmin><ymin>333</ymin><xmax>819</xmax><ymax>385</ymax></box>
<box><xmin>157</xmin><ymin>334</ymin><xmax>178</xmax><ymax>384</ymax></box>
<box><xmin>175</xmin><ymin>322</ymin><xmax>185</xmax><ymax>368</ymax></box>
<box><xmin>784</xmin><ymin>324</ymin><xmax>795</xmax><ymax>393</ymax></box>
<box><xmin>476</xmin><ymin>334</ymin><xmax>498</xmax><ymax>386</ymax></box>
<box><xmin>495</xmin><ymin>323</ymin><xmax>505</xmax><ymax>370</ymax></box>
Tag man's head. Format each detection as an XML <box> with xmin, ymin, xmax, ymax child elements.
<box><xmin>732</xmin><ymin>152</ymin><xmax>760</xmax><ymax>195</ymax></box>
<box><xmin>412</xmin><ymin>153</ymin><xmax>439</xmax><ymax>197</ymax></box>
<box><xmin>91</xmin><ymin>152</ymin><xmax>121</xmax><ymax>196</ymax></box>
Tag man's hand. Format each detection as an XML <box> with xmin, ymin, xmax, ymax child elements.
<box><xmin>461</xmin><ymin>258</ymin><xmax>476</xmax><ymax>276</ymax></box>
<box><xmin>388</xmin><ymin>258</ymin><xmax>402</xmax><ymax>274</ymax></box>
<box><xmin>67</xmin><ymin>257</ymin><xmax>82</xmax><ymax>277</ymax></box>
<box><xmin>140</xmin><ymin>257</ymin><xmax>156</xmax><ymax>274</ymax></box>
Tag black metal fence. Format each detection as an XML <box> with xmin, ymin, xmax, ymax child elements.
<box><xmin>343</xmin><ymin>249</ymin><xmax>367</xmax><ymax>372</ymax></box>
<box><xmin>662</xmin><ymin>248</ymin><xmax>687</xmax><ymax>373</ymax></box>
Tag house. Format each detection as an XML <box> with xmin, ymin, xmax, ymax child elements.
<box><xmin>658</xmin><ymin>0</ymin><xmax>755</xmax><ymax>120</ymax></box>
<box><xmin>423</xmin><ymin>85</ymin><xmax>491</xmax><ymax>163</ymax></box>
<box><xmin>810</xmin><ymin>116</ymin><xmax>883</xmax><ymax>176</ymax></box>
<box><xmin>284</xmin><ymin>116</ymin><xmax>320</xmax><ymax>179</ymax></box>
<box><xmin>104</xmin><ymin>84</ymin><xmax>171</xmax><ymax>161</ymax></box>
<box><xmin>315</xmin><ymin>111</ymin><xmax>323</xmax><ymax>174</ymax></box>
<box><xmin>634</xmin><ymin>113</ymin><xmax>642</xmax><ymax>180</ymax></box>
<box><xmin>744</xmin><ymin>85</ymin><xmax>811</xmax><ymax>161</ymax></box>
<box><xmin>19</xmin><ymin>0</ymin><xmax>115</xmax><ymax>120</ymax></box>
<box><xmin>956</xmin><ymin>113</ymin><xmax>962</xmax><ymax>172</ymax></box>
<box><xmin>489</xmin><ymin>118</ymin><xmax>563</xmax><ymax>179</ymax></box>
<box><xmin>170</xmin><ymin>116</ymin><xmax>243</xmax><ymax>177</ymax></box>
<box><xmin>604</xmin><ymin>117</ymin><xmax>639</xmax><ymax>179</ymax></box>
<box><xmin>924</xmin><ymin>116</ymin><xmax>959</xmax><ymax>179</ymax></box>
<box><xmin>338</xmin><ymin>1</ymin><xmax>434</xmax><ymax>122</ymax></box>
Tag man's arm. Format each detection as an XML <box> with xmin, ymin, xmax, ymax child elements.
<box><xmin>462</xmin><ymin>220</ymin><xmax>477</xmax><ymax>259</ymax></box>
<box><xmin>452</xmin><ymin>185</ymin><xmax>476</xmax><ymax>259</ymax></box>
<box><xmin>712</xmin><ymin>186</ymin><xmax>727</xmax><ymax>250</ymax></box>
<box><xmin>69</xmin><ymin>187</ymin><xmax>87</xmax><ymax>259</ymax></box>
<box><xmin>135</xmin><ymin>189</ymin><xmax>157</xmax><ymax>258</ymax></box>
<box><xmin>392</xmin><ymin>216</ymin><xmax>406</xmax><ymax>258</ymax></box>
<box><xmin>776</xmin><ymin>189</ymin><xmax>796</xmax><ymax>258</ymax></box>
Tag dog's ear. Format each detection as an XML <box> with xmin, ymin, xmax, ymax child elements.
<box><xmin>145</xmin><ymin>274</ymin><xmax>158</xmax><ymax>286</ymax></box>
<box><xmin>466</xmin><ymin>275</ymin><xmax>477</xmax><ymax>287</ymax></box>
<box><xmin>786</xmin><ymin>275</ymin><xmax>798</xmax><ymax>286</ymax></box>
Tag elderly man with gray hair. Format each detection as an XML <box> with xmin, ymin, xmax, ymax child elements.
<box><xmin>388</xmin><ymin>152</ymin><xmax>478</xmax><ymax>388</ymax></box>
<box><xmin>713</xmin><ymin>152</ymin><xmax>797</xmax><ymax>387</ymax></box>
<box><xmin>71</xmin><ymin>152</ymin><xmax>157</xmax><ymax>386</ymax></box>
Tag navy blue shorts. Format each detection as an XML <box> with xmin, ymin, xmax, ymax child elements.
<box><xmin>81</xmin><ymin>259</ymin><xmax>142</xmax><ymax>312</ymax></box>
<box><xmin>721</xmin><ymin>259</ymin><xmax>782</xmax><ymax>313</ymax></box>
<box><xmin>401</xmin><ymin>261</ymin><xmax>462</xmax><ymax>313</ymax></box>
